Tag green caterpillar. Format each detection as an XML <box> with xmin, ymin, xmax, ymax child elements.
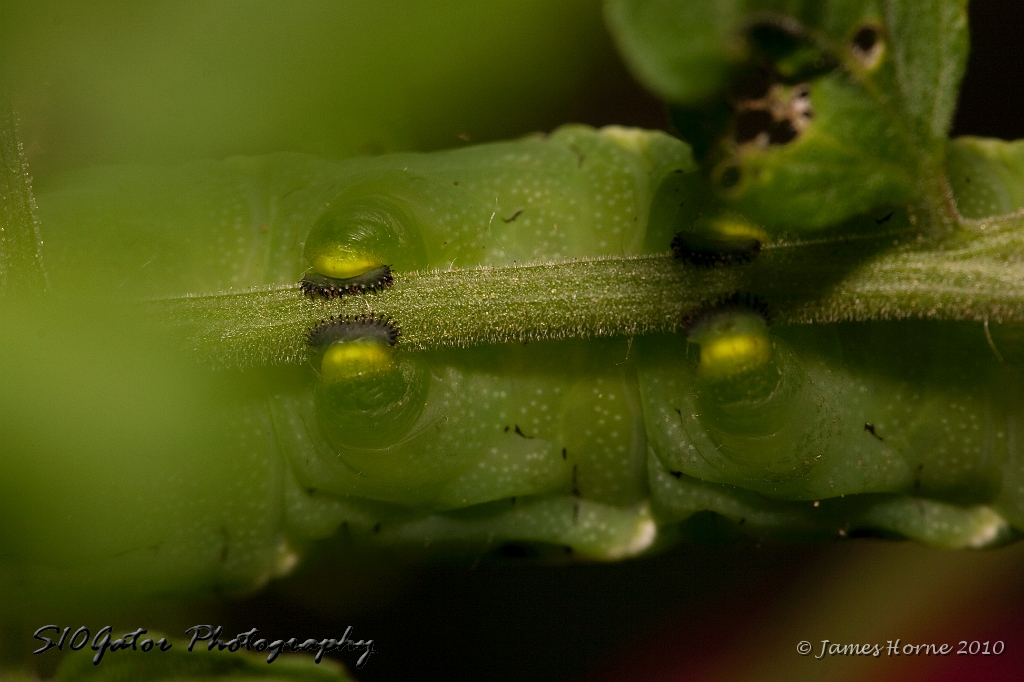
<box><xmin>5</xmin><ymin>127</ymin><xmax>1022</xmax><ymax>615</ymax></box>
<box><xmin>6</xmin><ymin>3</ymin><xmax>1021</xmax><ymax>682</ymax></box>
<box><xmin>5</xmin><ymin>126</ymin><xmax>692</xmax><ymax>610</ymax></box>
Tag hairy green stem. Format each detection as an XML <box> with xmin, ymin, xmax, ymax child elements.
<box><xmin>155</xmin><ymin>214</ymin><xmax>1024</xmax><ymax>369</ymax></box>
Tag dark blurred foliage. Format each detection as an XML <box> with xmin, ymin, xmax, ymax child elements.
<box><xmin>951</xmin><ymin>0</ymin><xmax>1024</xmax><ymax>140</ymax></box>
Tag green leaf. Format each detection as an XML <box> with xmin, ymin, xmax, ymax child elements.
<box><xmin>882</xmin><ymin>0</ymin><xmax>969</xmax><ymax>150</ymax></box>
<box><xmin>605</xmin><ymin>0</ymin><xmax>968</xmax><ymax>139</ymax></box>
<box><xmin>603</xmin><ymin>0</ymin><xmax>745</xmax><ymax>104</ymax></box>
<box><xmin>603</xmin><ymin>0</ymin><xmax>970</xmax><ymax>232</ymax></box>
<box><xmin>706</xmin><ymin>73</ymin><xmax>915</xmax><ymax>229</ymax></box>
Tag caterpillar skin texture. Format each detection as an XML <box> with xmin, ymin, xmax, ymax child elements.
<box><xmin>37</xmin><ymin>125</ymin><xmax>694</xmax><ymax>296</ymax></box>
<box><xmin>10</xmin><ymin>126</ymin><xmax>693</xmax><ymax>603</ymax></box>
<box><xmin>14</xmin><ymin>129</ymin><xmax>1021</xmax><ymax>605</ymax></box>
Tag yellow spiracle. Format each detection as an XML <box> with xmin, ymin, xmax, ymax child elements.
<box><xmin>672</xmin><ymin>214</ymin><xmax>768</xmax><ymax>265</ymax></box>
<box><xmin>320</xmin><ymin>339</ymin><xmax>395</xmax><ymax>384</ymax></box>
<box><xmin>688</xmin><ymin>310</ymin><xmax>772</xmax><ymax>382</ymax></box>
<box><xmin>702</xmin><ymin>214</ymin><xmax>768</xmax><ymax>245</ymax></box>
<box><xmin>698</xmin><ymin>332</ymin><xmax>771</xmax><ymax>381</ymax></box>
<box><xmin>312</xmin><ymin>245</ymin><xmax>383</xmax><ymax>280</ymax></box>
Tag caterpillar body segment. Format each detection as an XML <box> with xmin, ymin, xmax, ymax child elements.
<box><xmin>36</xmin><ymin>125</ymin><xmax>697</xmax><ymax>298</ymax></box>
<box><xmin>638</xmin><ymin>320</ymin><xmax>1021</xmax><ymax>521</ymax></box>
<box><xmin>12</xmin><ymin>128</ymin><xmax>1024</xmax><ymax>612</ymax></box>
<box><xmin>278</xmin><ymin>309</ymin><xmax>1024</xmax><ymax>549</ymax></box>
<box><xmin>283</xmin><ymin>337</ymin><xmax>650</xmax><ymax>511</ymax></box>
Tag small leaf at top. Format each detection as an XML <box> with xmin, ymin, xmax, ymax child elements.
<box><xmin>604</xmin><ymin>0</ymin><xmax>970</xmax><ymax>233</ymax></box>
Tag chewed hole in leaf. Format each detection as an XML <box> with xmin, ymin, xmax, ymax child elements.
<box><xmin>735</xmin><ymin>110</ymin><xmax>774</xmax><ymax>144</ymax></box>
<box><xmin>850</xmin><ymin>25</ymin><xmax>885</xmax><ymax>69</ymax></box>
<box><xmin>767</xmin><ymin>118</ymin><xmax>798</xmax><ymax>144</ymax></box>
<box><xmin>732</xmin><ymin>83</ymin><xmax>813</xmax><ymax>148</ymax></box>
<box><xmin>852</xmin><ymin>26</ymin><xmax>878</xmax><ymax>52</ymax></box>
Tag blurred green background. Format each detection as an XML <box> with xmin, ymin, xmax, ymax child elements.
<box><xmin>0</xmin><ymin>0</ymin><xmax>664</xmax><ymax>184</ymax></box>
<box><xmin>2</xmin><ymin>1</ymin><xmax>1024</xmax><ymax>681</ymax></box>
